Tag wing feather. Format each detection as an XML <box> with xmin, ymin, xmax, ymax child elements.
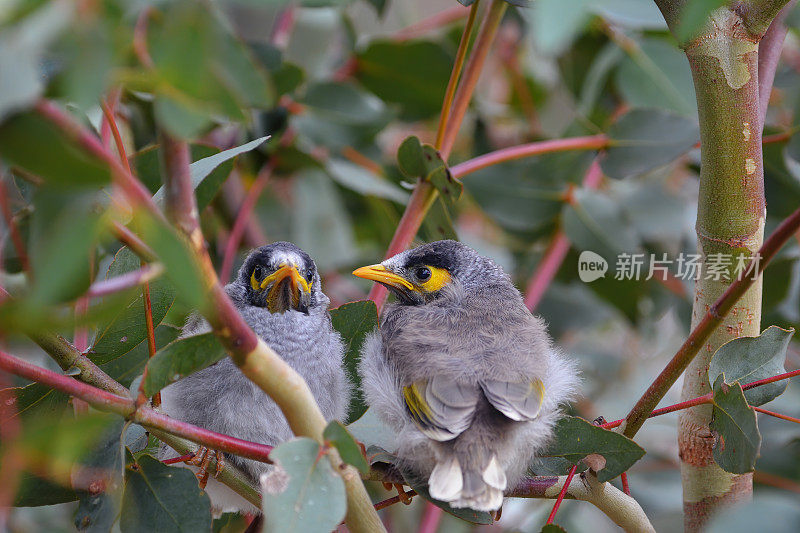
<box><xmin>480</xmin><ymin>379</ymin><xmax>545</xmax><ymax>421</ymax></box>
<box><xmin>403</xmin><ymin>377</ymin><xmax>480</xmax><ymax>441</ymax></box>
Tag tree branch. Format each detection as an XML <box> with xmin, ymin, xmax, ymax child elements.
<box><xmin>739</xmin><ymin>0</ymin><xmax>794</xmax><ymax>38</ymax></box>
<box><xmin>510</xmin><ymin>473</ymin><xmax>655</xmax><ymax>533</ymax></box>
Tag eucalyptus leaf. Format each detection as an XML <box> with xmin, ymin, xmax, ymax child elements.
<box><xmin>709</xmin><ymin>326</ymin><xmax>794</xmax><ymax>406</ymax></box>
<box><xmin>601</xmin><ymin>109</ymin><xmax>699</xmax><ymax>179</ymax></box>
<box><xmin>710</xmin><ymin>375</ymin><xmax>761</xmax><ymax>474</ymax></box>
<box><xmin>120</xmin><ymin>455</ymin><xmax>212</xmax><ymax>533</ymax></box>
<box><xmin>326</xmin><ymin>159</ymin><xmax>408</xmax><ymax>203</ymax></box>
<box><xmin>330</xmin><ymin>300</ymin><xmax>378</xmax><ymax>423</ymax></box>
<box><xmin>142</xmin><ymin>332</ymin><xmax>228</xmax><ymax>397</ymax></box>
<box><xmin>89</xmin><ymin>248</ymin><xmax>176</xmax><ymax>365</ymax></box>
<box><xmin>152</xmin><ymin>136</ymin><xmax>269</xmax><ymax>207</ymax></box>
<box><xmin>539</xmin><ymin>416</ymin><xmax>645</xmax><ymax>482</ymax></box>
<box><xmin>323</xmin><ymin>420</ymin><xmax>369</xmax><ymax>474</ymax></box>
<box><xmin>261</xmin><ymin>438</ymin><xmax>346</xmax><ymax>533</ymax></box>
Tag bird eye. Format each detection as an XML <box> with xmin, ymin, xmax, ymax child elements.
<box><xmin>415</xmin><ymin>266</ymin><xmax>432</xmax><ymax>282</ymax></box>
<box><xmin>253</xmin><ymin>265</ymin><xmax>264</xmax><ymax>281</ymax></box>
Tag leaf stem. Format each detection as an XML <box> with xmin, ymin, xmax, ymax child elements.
<box><xmin>546</xmin><ymin>464</ymin><xmax>578</xmax><ymax>524</ymax></box>
<box><xmin>435</xmin><ymin>0</ymin><xmax>481</xmax><ymax>150</ymax></box>
<box><xmin>0</xmin><ymin>179</ymin><xmax>30</xmax><ymax>275</ymax></box>
<box><xmin>752</xmin><ymin>406</ymin><xmax>800</xmax><ymax>424</ymax></box>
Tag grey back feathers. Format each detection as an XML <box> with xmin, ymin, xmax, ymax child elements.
<box><xmin>358</xmin><ymin>240</ymin><xmax>579</xmax><ymax>512</ymax></box>
<box><xmin>160</xmin><ymin>243</ymin><xmax>351</xmax><ymax>514</ymax></box>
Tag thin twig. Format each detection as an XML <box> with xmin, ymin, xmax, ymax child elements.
<box><xmin>373</xmin><ymin>489</ymin><xmax>417</xmax><ymax>511</ymax></box>
<box><xmin>753</xmin><ymin>406</ymin><xmax>800</xmax><ymax>424</ymax></box>
<box><xmin>86</xmin><ymin>263</ymin><xmax>164</xmax><ymax>298</ymax></box>
<box><xmin>419</xmin><ymin>503</ymin><xmax>444</xmax><ymax>533</ymax></box>
<box><xmin>546</xmin><ymin>464</ymin><xmax>578</xmax><ymax>524</ymax></box>
<box><xmin>440</xmin><ymin>0</ymin><xmax>507</xmax><ymax>159</ymax></box>
<box><xmin>220</xmin><ymin>163</ymin><xmax>273</xmax><ymax>283</ymax></box>
<box><xmin>435</xmin><ymin>0</ymin><xmax>481</xmax><ymax>150</ymax></box>
<box><xmin>451</xmin><ymin>135</ymin><xmax>609</xmax><ymax>179</ymax></box>
<box><xmin>0</xmin><ymin>349</ymin><xmax>274</xmax><ymax>463</ymax></box>
<box><xmin>620</xmin><ymin>472</ymin><xmax>631</xmax><ymax>496</ymax></box>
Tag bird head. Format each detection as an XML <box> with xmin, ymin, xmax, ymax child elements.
<box><xmin>239</xmin><ymin>242</ymin><xmax>318</xmax><ymax>314</ymax></box>
<box><xmin>353</xmin><ymin>240</ymin><xmax>509</xmax><ymax>305</ymax></box>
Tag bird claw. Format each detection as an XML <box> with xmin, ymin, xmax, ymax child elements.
<box><xmin>382</xmin><ymin>482</ymin><xmax>413</xmax><ymax>505</ymax></box>
<box><xmin>186</xmin><ymin>447</ymin><xmax>224</xmax><ymax>489</ymax></box>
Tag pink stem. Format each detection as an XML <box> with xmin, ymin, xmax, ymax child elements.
<box><xmin>546</xmin><ymin>464</ymin><xmax>578</xmax><ymax>524</ymax></box>
<box><xmin>220</xmin><ymin>164</ymin><xmax>273</xmax><ymax>283</ymax></box>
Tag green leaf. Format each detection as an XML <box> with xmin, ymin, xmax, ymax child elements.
<box><xmin>421</xmin><ymin>197</ymin><xmax>459</xmax><ymax>242</ymax></box>
<box><xmin>135</xmin><ymin>214</ymin><xmax>207</xmax><ymax>309</ymax></box>
<box><xmin>562</xmin><ymin>188</ymin><xmax>640</xmax><ymax>258</ymax></box>
<box><xmin>120</xmin><ymin>455</ymin><xmax>212</xmax><ymax>533</ymax></box>
<box><xmin>262</xmin><ymin>438</ymin><xmax>346</xmax><ymax>533</ymax></box>
<box><xmin>0</xmin><ymin>0</ymin><xmax>72</xmax><ymax>120</ymax></box>
<box><xmin>615</xmin><ymin>38</ymin><xmax>696</xmax><ymax>116</ymax></box>
<box><xmin>356</xmin><ymin>40</ymin><xmax>452</xmax><ymax>121</ymax></box>
<box><xmin>366</xmin><ymin>446</ymin><xmax>493</xmax><ymax>525</ymax></box>
<box><xmin>151</xmin><ymin>136</ymin><xmax>269</xmax><ymax>208</ymax></box>
<box><xmin>326</xmin><ymin>159</ymin><xmax>408</xmax><ymax>203</ymax></box>
<box><xmin>347</xmin><ymin>408</ymin><xmax>398</xmax><ymax>453</ymax></box>
<box><xmin>397</xmin><ymin>135</ymin><xmax>426</xmax><ymax>178</ymax></box>
<box><xmin>89</xmin><ymin>248</ymin><xmax>176</xmax><ymax>365</ymax></box>
<box><xmin>323</xmin><ymin>420</ymin><xmax>369</xmax><ymax>474</ymax></box>
<box><xmin>2</xmin><ymin>382</ymin><xmax>70</xmax><ymax>422</ymax></box>
<box><xmin>329</xmin><ymin>300</ymin><xmax>379</xmax><ymax>423</ymax></box>
<box><xmin>13</xmin><ymin>471</ymin><xmax>77</xmax><ymax>507</ymax></box>
<box><xmin>710</xmin><ymin>375</ymin><xmax>761</xmax><ymax>474</ymax></box>
<box><xmin>524</xmin><ymin>0</ymin><xmax>591</xmax><ymax>56</ymax></box>
<box><xmin>0</xmin><ymin>111</ymin><xmax>111</xmax><ymax>187</ymax></box>
<box><xmin>100</xmin><ymin>324</ymin><xmax>182</xmax><ymax>388</ymax></box>
<box><xmin>541</xmin><ymin>525</ymin><xmax>568</xmax><ymax>533</ymax></box>
<box><xmin>142</xmin><ymin>332</ymin><xmax>228</xmax><ymax>397</ymax></box>
<box><xmin>709</xmin><ymin>326</ymin><xmax>794</xmax><ymax>406</ymax></box>
<box><xmin>540</xmin><ymin>416</ymin><xmax>645</xmax><ymax>482</ymax></box>
<box><xmin>428</xmin><ymin>166</ymin><xmax>463</xmax><ymax>206</ymax></box>
<box><xmin>301</xmin><ymin>81</ymin><xmax>387</xmax><ymax>125</ymax></box>
<box><xmin>601</xmin><ymin>109</ymin><xmax>699</xmax><ymax>179</ymax></box>
<box><xmin>291</xmin><ymin>170</ymin><xmax>357</xmax><ymax>271</ymax></box>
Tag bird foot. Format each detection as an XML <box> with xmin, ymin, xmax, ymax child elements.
<box><xmin>186</xmin><ymin>447</ymin><xmax>224</xmax><ymax>489</ymax></box>
<box><xmin>382</xmin><ymin>482</ymin><xmax>413</xmax><ymax>505</ymax></box>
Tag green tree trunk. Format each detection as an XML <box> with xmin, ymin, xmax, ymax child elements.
<box><xmin>653</xmin><ymin>1</ymin><xmax>788</xmax><ymax>529</ymax></box>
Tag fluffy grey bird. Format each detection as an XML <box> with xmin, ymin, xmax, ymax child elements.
<box><xmin>160</xmin><ymin>242</ymin><xmax>351</xmax><ymax>514</ymax></box>
<box><xmin>354</xmin><ymin>240</ymin><xmax>578</xmax><ymax>512</ymax></box>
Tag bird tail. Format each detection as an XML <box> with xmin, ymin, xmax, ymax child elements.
<box><xmin>428</xmin><ymin>449</ymin><xmax>506</xmax><ymax>512</ymax></box>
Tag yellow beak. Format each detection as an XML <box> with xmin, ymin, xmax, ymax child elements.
<box><xmin>352</xmin><ymin>264</ymin><xmax>415</xmax><ymax>291</ymax></box>
<box><xmin>254</xmin><ymin>263</ymin><xmax>312</xmax><ymax>313</ymax></box>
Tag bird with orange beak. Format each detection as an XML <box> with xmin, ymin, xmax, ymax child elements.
<box><xmin>354</xmin><ymin>240</ymin><xmax>578</xmax><ymax>512</ymax></box>
<box><xmin>160</xmin><ymin>242</ymin><xmax>351</xmax><ymax>514</ymax></box>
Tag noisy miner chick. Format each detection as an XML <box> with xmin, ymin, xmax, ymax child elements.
<box><xmin>354</xmin><ymin>240</ymin><xmax>578</xmax><ymax>512</ymax></box>
<box><xmin>160</xmin><ymin>242</ymin><xmax>351</xmax><ymax>514</ymax></box>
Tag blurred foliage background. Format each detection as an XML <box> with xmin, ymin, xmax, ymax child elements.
<box><xmin>1</xmin><ymin>0</ymin><xmax>800</xmax><ymax>531</ymax></box>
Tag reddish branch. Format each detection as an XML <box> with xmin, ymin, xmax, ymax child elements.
<box><xmin>220</xmin><ymin>163</ymin><xmax>273</xmax><ymax>283</ymax></box>
<box><xmin>395</xmin><ymin>5</ymin><xmax>468</xmax><ymax>41</ymax></box>
<box><xmin>752</xmin><ymin>406</ymin><xmax>800</xmax><ymax>424</ymax></box>
<box><xmin>524</xmin><ymin>159</ymin><xmax>604</xmax><ymax>311</ymax></box>
<box><xmin>0</xmin><ymin>349</ymin><xmax>274</xmax><ymax>463</ymax></box>
<box><xmin>86</xmin><ymin>264</ymin><xmax>164</xmax><ymax>297</ymax></box>
<box><xmin>450</xmin><ymin>135</ymin><xmax>609</xmax><ymax>179</ymax></box>
<box><xmin>621</xmin><ymin>205</ymin><xmax>800</xmax><ymax>438</ymax></box>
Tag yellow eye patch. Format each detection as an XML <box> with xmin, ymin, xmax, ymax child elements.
<box><xmin>418</xmin><ymin>265</ymin><xmax>451</xmax><ymax>293</ymax></box>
